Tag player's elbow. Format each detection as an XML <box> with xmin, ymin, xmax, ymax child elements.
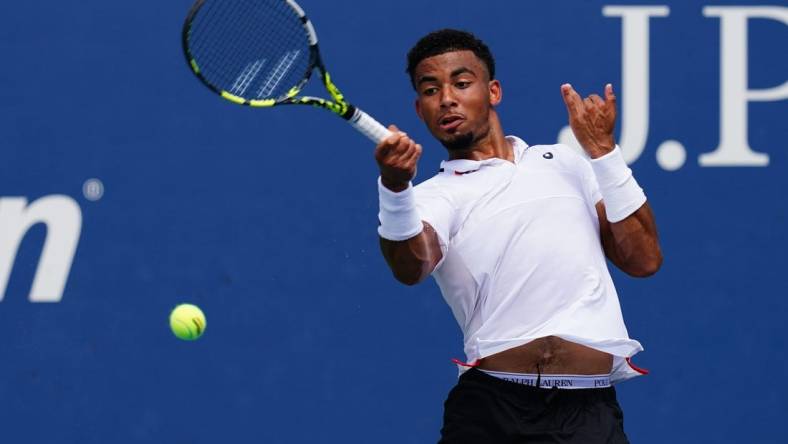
<box><xmin>380</xmin><ymin>239</ymin><xmax>439</xmax><ymax>286</ymax></box>
<box><xmin>395</xmin><ymin>275</ymin><xmax>422</xmax><ymax>286</ymax></box>
<box><xmin>624</xmin><ymin>251</ymin><xmax>663</xmax><ymax>278</ymax></box>
<box><xmin>391</xmin><ymin>269</ymin><xmax>428</xmax><ymax>286</ymax></box>
<box><xmin>389</xmin><ymin>259</ymin><xmax>436</xmax><ymax>285</ymax></box>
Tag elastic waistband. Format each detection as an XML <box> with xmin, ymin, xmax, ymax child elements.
<box><xmin>479</xmin><ymin>369</ymin><xmax>611</xmax><ymax>389</ymax></box>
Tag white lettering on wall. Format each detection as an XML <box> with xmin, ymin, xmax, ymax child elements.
<box><xmin>558</xmin><ymin>5</ymin><xmax>787</xmax><ymax>169</ymax></box>
<box><xmin>559</xmin><ymin>6</ymin><xmax>670</xmax><ymax>165</ymax></box>
<box><xmin>700</xmin><ymin>6</ymin><xmax>788</xmax><ymax>167</ymax></box>
<box><xmin>0</xmin><ymin>196</ymin><xmax>82</xmax><ymax>302</ymax></box>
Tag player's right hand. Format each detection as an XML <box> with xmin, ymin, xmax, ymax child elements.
<box><xmin>375</xmin><ymin>124</ymin><xmax>422</xmax><ymax>192</ymax></box>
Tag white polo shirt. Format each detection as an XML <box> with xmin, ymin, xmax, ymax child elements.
<box><xmin>414</xmin><ymin>136</ymin><xmax>644</xmax><ymax>383</ymax></box>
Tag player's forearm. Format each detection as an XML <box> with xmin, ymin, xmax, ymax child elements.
<box><xmin>379</xmin><ymin>223</ymin><xmax>442</xmax><ymax>285</ymax></box>
<box><xmin>606</xmin><ymin>202</ymin><xmax>662</xmax><ymax>277</ymax></box>
<box><xmin>374</xmin><ymin>125</ymin><xmax>436</xmax><ymax>285</ymax></box>
<box><xmin>590</xmin><ymin>146</ymin><xmax>662</xmax><ymax>277</ymax></box>
<box><xmin>375</xmin><ymin>182</ymin><xmax>440</xmax><ymax>284</ymax></box>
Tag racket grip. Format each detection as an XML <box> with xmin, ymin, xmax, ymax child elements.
<box><xmin>348</xmin><ymin>107</ymin><xmax>393</xmax><ymax>144</ymax></box>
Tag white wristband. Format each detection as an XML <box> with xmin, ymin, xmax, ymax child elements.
<box><xmin>377</xmin><ymin>177</ymin><xmax>424</xmax><ymax>241</ymax></box>
<box><xmin>591</xmin><ymin>146</ymin><xmax>647</xmax><ymax>223</ymax></box>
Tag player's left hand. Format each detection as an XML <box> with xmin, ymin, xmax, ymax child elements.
<box><xmin>561</xmin><ymin>83</ymin><xmax>616</xmax><ymax>159</ymax></box>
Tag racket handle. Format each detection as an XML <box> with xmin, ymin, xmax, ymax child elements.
<box><xmin>348</xmin><ymin>107</ymin><xmax>393</xmax><ymax>144</ymax></box>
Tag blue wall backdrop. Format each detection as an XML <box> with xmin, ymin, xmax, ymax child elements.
<box><xmin>1</xmin><ymin>0</ymin><xmax>786</xmax><ymax>442</ymax></box>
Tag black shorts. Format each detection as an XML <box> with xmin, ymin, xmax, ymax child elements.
<box><xmin>439</xmin><ymin>368</ymin><xmax>629</xmax><ymax>444</ymax></box>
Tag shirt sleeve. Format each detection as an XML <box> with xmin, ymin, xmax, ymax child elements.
<box><xmin>566</xmin><ymin>146</ymin><xmax>603</xmax><ymax>205</ymax></box>
<box><xmin>553</xmin><ymin>144</ymin><xmax>603</xmax><ymax>210</ymax></box>
<box><xmin>585</xmin><ymin>164</ymin><xmax>603</xmax><ymax>205</ymax></box>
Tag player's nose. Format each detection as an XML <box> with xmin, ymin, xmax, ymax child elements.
<box><xmin>440</xmin><ymin>88</ymin><xmax>458</xmax><ymax>108</ymax></box>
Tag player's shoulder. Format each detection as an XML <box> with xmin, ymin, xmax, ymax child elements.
<box><xmin>524</xmin><ymin>143</ymin><xmax>592</xmax><ymax>172</ymax></box>
<box><xmin>413</xmin><ymin>171</ymin><xmax>460</xmax><ymax>205</ymax></box>
<box><xmin>414</xmin><ymin>172</ymin><xmax>450</xmax><ymax>194</ymax></box>
<box><xmin>525</xmin><ymin>143</ymin><xmax>588</xmax><ymax>160</ymax></box>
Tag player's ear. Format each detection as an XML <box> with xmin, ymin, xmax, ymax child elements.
<box><xmin>489</xmin><ymin>79</ymin><xmax>502</xmax><ymax>106</ymax></box>
<box><xmin>415</xmin><ymin>98</ymin><xmax>424</xmax><ymax>121</ymax></box>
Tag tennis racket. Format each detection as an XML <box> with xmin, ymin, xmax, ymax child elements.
<box><xmin>182</xmin><ymin>0</ymin><xmax>393</xmax><ymax>143</ymax></box>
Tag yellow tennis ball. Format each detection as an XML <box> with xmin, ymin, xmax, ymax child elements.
<box><xmin>169</xmin><ymin>303</ymin><xmax>206</xmax><ymax>340</ymax></box>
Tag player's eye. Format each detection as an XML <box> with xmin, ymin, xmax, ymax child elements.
<box><xmin>456</xmin><ymin>81</ymin><xmax>471</xmax><ymax>89</ymax></box>
<box><xmin>422</xmin><ymin>87</ymin><xmax>439</xmax><ymax>96</ymax></box>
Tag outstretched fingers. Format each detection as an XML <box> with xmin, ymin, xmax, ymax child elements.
<box><xmin>561</xmin><ymin>83</ymin><xmax>586</xmax><ymax>117</ymax></box>
<box><xmin>560</xmin><ymin>83</ymin><xmax>618</xmax><ymax>157</ymax></box>
<box><xmin>604</xmin><ymin>83</ymin><xmax>617</xmax><ymax>114</ymax></box>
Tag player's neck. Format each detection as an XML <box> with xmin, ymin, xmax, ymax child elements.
<box><xmin>447</xmin><ymin>114</ymin><xmax>513</xmax><ymax>162</ymax></box>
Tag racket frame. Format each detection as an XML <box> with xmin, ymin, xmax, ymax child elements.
<box><xmin>182</xmin><ymin>0</ymin><xmax>392</xmax><ymax>143</ymax></box>
<box><xmin>183</xmin><ymin>0</ymin><xmax>355</xmax><ymax>119</ymax></box>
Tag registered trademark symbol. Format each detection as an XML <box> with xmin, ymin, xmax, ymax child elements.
<box><xmin>82</xmin><ymin>178</ymin><xmax>104</xmax><ymax>201</ymax></box>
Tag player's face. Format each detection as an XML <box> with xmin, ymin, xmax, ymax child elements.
<box><xmin>413</xmin><ymin>50</ymin><xmax>501</xmax><ymax>152</ymax></box>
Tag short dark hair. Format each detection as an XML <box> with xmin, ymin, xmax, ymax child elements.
<box><xmin>406</xmin><ymin>29</ymin><xmax>496</xmax><ymax>89</ymax></box>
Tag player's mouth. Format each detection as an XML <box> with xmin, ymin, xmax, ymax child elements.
<box><xmin>439</xmin><ymin>114</ymin><xmax>465</xmax><ymax>132</ymax></box>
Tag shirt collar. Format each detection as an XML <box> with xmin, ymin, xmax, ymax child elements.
<box><xmin>439</xmin><ymin>136</ymin><xmax>529</xmax><ymax>175</ymax></box>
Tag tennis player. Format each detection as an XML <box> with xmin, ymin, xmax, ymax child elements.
<box><xmin>374</xmin><ymin>29</ymin><xmax>662</xmax><ymax>443</ymax></box>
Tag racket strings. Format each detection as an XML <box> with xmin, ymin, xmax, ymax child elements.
<box><xmin>191</xmin><ymin>0</ymin><xmax>291</xmax><ymax>89</ymax></box>
<box><xmin>191</xmin><ymin>0</ymin><xmax>284</xmax><ymax>67</ymax></box>
<box><xmin>191</xmin><ymin>1</ymin><xmax>253</xmax><ymax>65</ymax></box>
<box><xmin>187</xmin><ymin>0</ymin><xmax>312</xmax><ymax>101</ymax></box>
<box><xmin>198</xmin><ymin>0</ymin><xmax>267</xmax><ymax>83</ymax></box>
